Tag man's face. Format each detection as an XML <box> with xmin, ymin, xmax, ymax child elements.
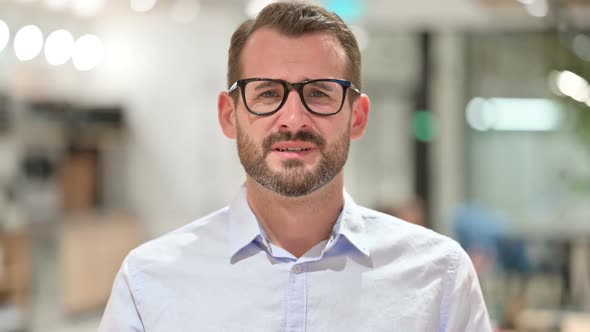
<box><xmin>231</xmin><ymin>28</ymin><xmax>358</xmax><ymax>197</ymax></box>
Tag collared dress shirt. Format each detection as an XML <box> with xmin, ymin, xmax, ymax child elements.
<box><xmin>99</xmin><ymin>187</ymin><xmax>493</xmax><ymax>332</ymax></box>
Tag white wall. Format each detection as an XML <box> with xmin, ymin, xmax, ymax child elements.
<box><xmin>92</xmin><ymin>9</ymin><xmax>247</xmax><ymax>235</ymax></box>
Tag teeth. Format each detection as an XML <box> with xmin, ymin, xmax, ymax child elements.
<box><xmin>277</xmin><ymin>147</ymin><xmax>311</xmax><ymax>152</ymax></box>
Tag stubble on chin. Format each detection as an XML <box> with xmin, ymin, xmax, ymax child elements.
<box><xmin>235</xmin><ymin>122</ymin><xmax>350</xmax><ymax>197</ymax></box>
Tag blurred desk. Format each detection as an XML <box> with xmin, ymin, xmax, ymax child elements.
<box><xmin>510</xmin><ymin>224</ymin><xmax>590</xmax><ymax>241</ymax></box>
<box><xmin>60</xmin><ymin>213</ymin><xmax>143</xmax><ymax>315</ymax></box>
<box><xmin>516</xmin><ymin>309</ymin><xmax>590</xmax><ymax>332</ymax></box>
<box><xmin>0</xmin><ymin>230</ymin><xmax>31</xmax><ymax>306</ymax></box>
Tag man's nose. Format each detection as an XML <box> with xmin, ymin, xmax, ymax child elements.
<box><xmin>276</xmin><ymin>90</ymin><xmax>312</xmax><ymax>131</ymax></box>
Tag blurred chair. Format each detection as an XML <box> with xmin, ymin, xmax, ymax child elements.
<box><xmin>453</xmin><ymin>203</ymin><xmax>531</xmax><ymax>328</ymax></box>
<box><xmin>375</xmin><ymin>197</ymin><xmax>427</xmax><ymax>228</ymax></box>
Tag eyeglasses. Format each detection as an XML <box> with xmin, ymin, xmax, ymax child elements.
<box><xmin>228</xmin><ymin>78</ymin><xmax>360</xmax><ymax>116</ymax></box>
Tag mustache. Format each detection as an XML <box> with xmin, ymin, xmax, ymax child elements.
<box><xmin>262</xmin><ymin>130</ymin><xmax>326</xmax><ymax>155</ymax></box>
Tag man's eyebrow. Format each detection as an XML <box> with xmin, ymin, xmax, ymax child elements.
<box><xmin>306</xmin><ymin>81</ymin><xmax>335</xmax><ymax>91</ymax></box>
<box><xmin>252</xmin><ymin>80</ymin><xmax>281</xmax><ymax>90</ymax></box>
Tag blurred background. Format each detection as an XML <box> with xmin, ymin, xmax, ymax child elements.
<box><xmin>0</xmin><ymin>0</ymin><xmax>589</xmax><ymax>331</ymax></box>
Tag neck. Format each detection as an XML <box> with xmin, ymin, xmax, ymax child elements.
<box><xmin>245</xmin><ymin>174</ymin><xmax>345</xmax><ymax>258</ymax></box>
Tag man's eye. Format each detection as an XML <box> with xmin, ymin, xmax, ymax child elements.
<box><xmin>260</xmin><ymin>90</ymin><xmax>281</xmax><ymax>98</ymax></box>
<box><xmin>308</xmin><ymin>90</ymin><xmax>329</xmax><ymax>98</ymax></box>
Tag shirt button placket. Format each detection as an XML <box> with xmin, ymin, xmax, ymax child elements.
<box><xmin>285</xmin><ymin>264</ymin><xmax>307</xmax><ymax>332</ymax></box>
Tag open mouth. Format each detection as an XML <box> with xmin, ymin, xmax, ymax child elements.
<box><xmin>269</xmin><ymin>142</ymin><xmax>317</xmax><ymax>159</ymax></box>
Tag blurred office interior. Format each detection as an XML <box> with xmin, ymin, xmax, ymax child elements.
<box><xmin>0</xmin><ymin>0</ymin><xmax>589</xmax><ymax>331</ymax></box>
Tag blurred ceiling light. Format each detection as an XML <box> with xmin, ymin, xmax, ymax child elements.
<box><xmin>350</xmin><ymin>25</ymin><xmax>369</xmax><ymax>51</ymax></box>
<box><xmin>570</xmin><ymin>84</ymin><xmax>590</xmax><ymax>103</ymax></box>
<box><xmin>246</xmin><ymin>0</ymin><xmax>275</xmax><ymax>19</ymax></box>
<box><xmin>547</xmin><ymin>71</ymin><xmax>564</xmax><ymax>96</ymax></box>
<box><xmin>572</xmin><ymin>34</ymin><xmax>590</xmax><ymax>62</ymax></box>
<box><xmin>72</xmin><ymin>34</ymin><xmax>103</xmax><ymax>71</ymax></box>
<box><xmin>170</xmin><ymin>0</ymin><xmax>200</xmax><ymax>23</ymax></box>
<box><xmin>466</xmin><ymin>98</ymin><xmax>561</xmax><ymax>131</ymax></box>
<box><xmin>130</xmin><ymin>0</ymin><xmax>157</xmax><ymax>13</ymax></box>
<box><xmin>0</xmin><ymin>20</ymin><xmax>9</xmax><ymax>54</ymax></box>
<box><xmin>14</xmin><ymin>25</ymin><xmax>44</xmax><ymax>61</ymax></box>
<box><xmin>44</xmin><ymin>0</ymin><xmax>69</xmax><ymax>11</ymax></box>
<box><xmin>556</xmin><ymin>70</ymin><xmax>590</xmax><ymax>102</ymax></box>
<box><xmin>516</xmin><ymin>0</ymin><xmax>535</xmax><ymax>4</ymax></box>
<box><xmin>44</xmin><ymin>29</ymin><xmax>74</xmax><ymax>66</ymax></box>
<box><xmin>524</xmin><ymin>0</ymin><xmax>548</xmax><ymax>18</ymax></box>
<box><xmin>71</xmin><ymin>0</ymin><xmax>106</xmax><ymax>17</ymax></box>
<box><xmin>466</xmin><ymin>98</ymin><xmax>496</xmax><ymax>131</ymax></box>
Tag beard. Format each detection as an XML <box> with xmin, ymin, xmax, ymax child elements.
<box><xmin>236</xmin><ymin>122</ymin><xmax>350</xmax><ymax>197</ymax></box>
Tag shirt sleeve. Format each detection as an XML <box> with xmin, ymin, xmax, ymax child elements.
<box><xmin>441</xmin><ymin>243</ymin><xmax>494</xmax><ymax>332</ymax></box>
<box><xmin>99</xmin><ymin>258</ymin><xmax>145</xmax><ymax>332</ymax></box>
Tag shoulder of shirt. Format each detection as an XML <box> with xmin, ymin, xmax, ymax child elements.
<box><xmin>355</xmin><ymin>205</ymin><xmax>465</xmax><ymax>264</ymax></box>
<box><xmin>122</xmin><ymin>206</ymin><xmax>230</xmax><ymax>270</ymax></box>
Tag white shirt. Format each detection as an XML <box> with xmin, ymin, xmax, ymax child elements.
<box><xmin>99</xmin><ymin>187</ymin><xmax>492</xmax><ymax>332</ymax></box>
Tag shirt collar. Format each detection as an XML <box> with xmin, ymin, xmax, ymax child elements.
<box><xmin>337</xmin><ymin>191</ymin><xmax>371</xmax><ymax>256</ymax></box>
<box><xmin>227</xmin><ymin>186</ymin><xmax>370</xmax><ymax>258</ymax></box>
<box><xmin>227</xmin><ymin>186</ymin><xmax>267</xmax><ymax>257</ymax></box>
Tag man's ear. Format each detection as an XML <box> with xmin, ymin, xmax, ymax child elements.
<box><xmin>350</xmin><ymin>93</ymin><xmax>370</xmax><ymax>140</ymax></box>
<box><xmin>218</xmin><ymin>91</ymin><xmax>237</xmax><ymax>139</ymax></box>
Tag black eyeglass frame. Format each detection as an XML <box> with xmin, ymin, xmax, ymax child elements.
<box><xmin>228</xmin><ymin>78</ymin><xmax>361</xmax><ymax>116</ymax></box>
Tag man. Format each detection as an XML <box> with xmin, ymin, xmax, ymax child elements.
<box><xmin>100</xmin><ymin>1</ymin><xmax>492</xmax><ymax>331</ymax></box>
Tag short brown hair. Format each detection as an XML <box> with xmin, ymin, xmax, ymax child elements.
<box><xmin>227</xmin><ymin>1</ymin><xmax>362</xmax><ymax>91</ymax></box>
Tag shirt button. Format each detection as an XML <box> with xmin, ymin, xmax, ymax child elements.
<box><xmin>293</xmin><ymin>264</ymin><xmax>303</xmax><ymax>274</ymax></box>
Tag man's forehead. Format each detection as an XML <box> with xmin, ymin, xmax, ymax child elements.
<box><xmin>239</xmin><ymin>27</ymin><xmax>348</xmax><ymax>79</ymax></box>
<box><xmin>244</xmin><ymin>27</ymin><xmax>344</xmax><ymax>54</ymax></box>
